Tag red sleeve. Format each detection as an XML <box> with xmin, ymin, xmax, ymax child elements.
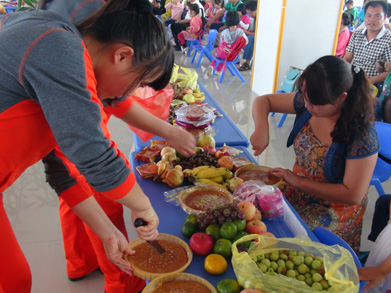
<box><xmin>104</xmin><ymin>97</ymin><xmax>134</xmax><ymax>119</ymax></box>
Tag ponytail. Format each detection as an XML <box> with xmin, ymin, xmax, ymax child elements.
<box><xmin>332</xmin><ymin>65</ymin><xmax>374</xmax><ymax>143</ymax></box>
<box><xmin>77</xmin><ymin>0</ymin><xmax>174</xmax><ymax>91</ymax></box>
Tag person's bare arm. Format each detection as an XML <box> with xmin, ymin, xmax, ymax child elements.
<box><xmin>269</xmin><ymin>153</ymin><xmax>377</xmax><ymax>205</ymax></box>
<box><xmin>344</xmin><ymin>51</ymin><xmax>354</xmax><ymax>63</ymax></box>
<box><xmin>250</xmin><ymin>93</ymin><xmax>296</xmax><ymax>156</ymax></box>
<box><xmin>358</xmin><ymin>253</ymin><xmax>391</xmax><ymax>290</ymax></box>
<box><xmin>369</xmin><ymin>72</ymin><xmax>389</xmax><ymax>84</ymax></box>
<box><xmin>120</xmin><ymin>102</ymin><xmax>196</xmax><ymax>156</ymax></box>
<box><xmin>206</xmin><ymin>8</ymin><xmax>225</xmax><ymax>27</ymax></box>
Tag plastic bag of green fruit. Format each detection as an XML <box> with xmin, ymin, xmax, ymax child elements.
<box><xmin>231</xmin><ymin>234</ymin><xmax>359</xmax><ymax>292</ymax></box>
<box><xmin>175</xmin><ymin>67</ymin><xmax>198</xmax><ymax>90</ymax></box>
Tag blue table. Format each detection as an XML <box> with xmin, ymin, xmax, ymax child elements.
<box><xmin>130</xmin><ymin>146</ymin><xmax>318</xmax><ymax>287</ymax></box>
<box><xmin>132</xmin><ymin>82</ymin><xmax>249</xmax><ymax>151</ymax></box>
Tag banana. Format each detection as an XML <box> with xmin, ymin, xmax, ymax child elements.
<box><xmin>194</xmin><ymin>94</ymin><xmax>205</xmax><ymax>103</ymax></box>
<box><xmin>196</xmin><ymin>167</ymin><xmax>228</xmax><ymax>179</ymax></box>
<box><xmin>198</xmin><ymin>178</ymin><xmax>227</xmax><ymax>189</ymax></box>
<box><xmin>183</xmin><ymin>169</ymin><xmax>193</xmax><ymax>177</ymax></box>
<box><xmin>208</xmin><ymin>175</ymin><xmax>223</xmax><ymax>183</ymax></box>
<box><xmin>192</xmin><ymin>165</ymin><xmax>213</xmax><ymax>176</ymax></box>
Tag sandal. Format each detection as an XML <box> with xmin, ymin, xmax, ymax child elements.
<box><xmin>239</xmin><ymin>63</ymin><xmax>251</xmax><ymax>71</ymax></box>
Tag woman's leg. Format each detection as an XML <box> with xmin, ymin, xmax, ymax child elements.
<box><xmin>0</xmin><ymin>194</ymin><xmax>32</xmax><ymax>293</ymax></box>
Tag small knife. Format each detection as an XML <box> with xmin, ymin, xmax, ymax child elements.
<box><xmin>134</xmin><ymin>218</ymin><xmax>165</xmax><ymax>254</ymax></box>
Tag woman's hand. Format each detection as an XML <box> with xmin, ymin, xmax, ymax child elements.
<box><xmin>165</xmin><ymin>126</ymin><xmax>196</xmax><ymax>157</ymax></box>
<box><xmin>102</xmin><ymin>232</ymin><xmax>135</xmax><ymax>276</ymax></box>
<box><xmin>131</xmin><ymin>206</ymin><xmax>159</xmax><ymax>241</ymax></box>
<box><xmin>268</xmin><ymin>168</ymin><xmax>302</xmax><ymax>187</ymax></box>
<box><xmin>358</xmin><ymin>266</ymin><xmax>388</xmax><ymax>291</ymax></box>
<box><xmin>250</xmin><ymin>129</ymin><xmax>269</xmax><ymax>156</ymax></box>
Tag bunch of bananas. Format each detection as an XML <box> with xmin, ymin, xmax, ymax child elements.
<box><xmin>183</xmin><ymin>166</ymin><xmax>233</xmax><ymax>189</ymax></box>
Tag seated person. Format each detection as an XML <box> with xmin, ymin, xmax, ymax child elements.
<box><xmin>206</xmin><ymin>0</ymin><xmax>243</xmax><ymax>32</ymax></box>
<box><xmin>237</xmin><ymin>3</ymin><xmax>250</xmax><ymax>30</ymax></box>
<box><xmin>374</xmin><ymin>60</ymin><xmax>391</xmax><ymax>123</ymax></box>
<box><xmin>345</xmin><ymin>0</ymin><xmax>358</xmax><ymax>25</ymax></box>
<box><xmin>336</xmin><ymin>12</ymin><xmax>352</xmax><ymax>58</ymax></box>
<box><xmin>164</xmin><ymin>0</ymin><xmax>184</xmax><ymax>26</ymax></box>
<box><xmin>207</xmin><ymin>10</ymin><xmax>248</xmax><ymax>76</ymax></box>
<box><xmin>239</xmin><ymin>0</ymin><xmax>257</xmax><ymax>71</ymax></box>
<box><xmin>177</xmin><ymin>3</ymin><xmax>203</xmax><ymax>54</ymax></box>
<box><xmin>358</xmin><ymin>195</ymin><xmax>391</xmax><ymax>291</ymax></box>
<box><xmin>250</xmin><ymin>56</ymin><xmax>379</xmax><ymax>253</ymax></box>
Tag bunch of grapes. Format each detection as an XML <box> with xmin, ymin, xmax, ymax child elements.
<box><xmin>197</xmin><ymin>200</ymin><xmax>244</xmax><ymax>230</ymax></box>
<box><xmin>177</xmin><ymin>149</ymin><xmax>218</xmax><ymax>170</ymax></box>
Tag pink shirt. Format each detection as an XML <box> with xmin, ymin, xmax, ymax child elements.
<box><xmin>336</xmin><ymin>28</ymin><xmax>351</xmax><ymax>57</ymax></box>
<box><xmin>165</xmin><ymin>1</ymin><xmax>184</xmax><ymax>21</ymax></box>
<box><xmin>238</xmin><ymin>14</ymin><xmax>251</xmax><ymax>30</ymax></box>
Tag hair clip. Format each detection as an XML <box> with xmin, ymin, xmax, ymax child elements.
<box><xmin>353</xmin><ymin>66</ymin><xmax>361</xmax><ymax>74</ymax></box>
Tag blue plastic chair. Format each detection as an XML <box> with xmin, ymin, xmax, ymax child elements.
<box><xmin>312</xmin><ymin>227</ymin><xmax>365</xmax><ymax>291</ymax></box>
<box><xmin>186</xmin><ymin>25</ymin><xmax>206</xmax><ymax>57</ymax></box>
<box><xmin>370</xmin><ymin>121</ymin><xmax>391</xmax><ymax>196</ymax></box>
<box><xmin>270</xmin><ymin>66</ymin><xmax>303</xmax><ymax>127</ymax></box>
<box><xmin>211</xmin><ymin>55</ymin><xmax>246</xmax><ymax>83</ymax></box>
<box><xmin>190</xmin><ymin>29</ymin><xmax>218</xmax><ymax>68</ymax></box>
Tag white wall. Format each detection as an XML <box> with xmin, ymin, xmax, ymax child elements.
<box><xmin>252</xmin><ymin>0</ymin><xmax>343</xmax><ymax>96</ymax></box>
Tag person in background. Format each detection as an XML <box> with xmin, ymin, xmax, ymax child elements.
<box><xmin>374</xmin><ymin>60</ymin><xmax>391</xmax><ymax>122</ymax></box>
<box><xmin>171</xmin><ymin>0</ymin><xmax>204</xmax><ymax>51</ymax></box>
<box><xmin>236</xmin><ymin>3</ymin><xmax>250</xmax><ymax>30</ymax></box>
<box><xmin>344</xmin><ymin>1</ymin><xmax>391</xmax><ymax>90</ymax></box>
<box><xmin>207</xmin><ymin>10</ymin><xmax>248</xmax><ymax>76</ymax></box>
<box><xmin>336</xmin><ymin>12</ymin><xmax>352</xmax><ymax>57</ymax></box>
<box><xmin>0</xmin><ymin>0</ymin><xmax>175</xmax><ymax>291</ymax></box>
<box><xmin>206</xmin><ymin>0</ymin><xmax>242</xmax><ymax>32</ymax></box>
<box><xmin>164</xmin><ymin>0</ymin><xmax>184</xmax><ymax>26</ymax></box>
<box><xmin>203</xmin><ymin>0</ymin><xmax>224</xmax><ymax>37</ymax></box>
<box><xmin>238</xmin><ymin>0</ymin><xmax>257</xmax><ymax>71</ymax></box>
<box><xmin>345</xmin><ymin>0</ymin><xmax>359</xmax><ymax>26</ymax></box>
<box><xmin>358</xmin><ymin>195</ymin><xmax>391</xmax><ymax>291</ymax></box>
<box><xmin>204</xmin><ymin>0</ymin><xmax>213</xmax><ymax>17</ymax></box>
<box><xmin>357</xmin><ymin>0</ymin><xmax>369</xmax><ymax>27</ymax></box>
<box><xmin>177</xmin><ymin>3</ymin><xmax>204</xmax><ymax>54</ymax></box>
<box><xmin>152</xmin><ymin>0</ymin><xmax>167</xmax><ymax>18</ymax></box>
<box><xmin>250</xmin><ymin>56</ymin><xmax>379</xmax><ymax>253</ymax></box>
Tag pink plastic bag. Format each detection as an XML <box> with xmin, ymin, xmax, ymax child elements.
<box><xmin>233</xmin><ymin>180</ymin><xmax>284</xmax><ymax>218</ymax></box>
<box><xmin>129</xmin><ymin>84</ymin><xmax>173</xmax><ymax>142</ymax></box>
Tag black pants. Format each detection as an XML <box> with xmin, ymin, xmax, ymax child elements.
<box><xmin>171</xmin><ymin>22</ymin><xmax>189</xmax><ymax>47</ymax></box>
<box><xmin>368</xmin><ymin>194</ymin><xmax>391</xmax><ymax>242</ymax></box>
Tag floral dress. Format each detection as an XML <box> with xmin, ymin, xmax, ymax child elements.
<box><xmin>283</xmin><ymin>93</ymin><xmax>379</xmax><ymax>254</ymax></box>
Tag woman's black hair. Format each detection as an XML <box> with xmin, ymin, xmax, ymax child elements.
<box><xmin>245</xmin><ymin>0</ymin><xmax>257</xmax><ymax>12</ymax></box>
<box><xmin>77</xmin><ymin>0</ymin><xmax>174</xmax><ymax>92</ymax></box>
<box><xmin>342</xmin><ymin>11</ymin><xmax>352</xmax><ymax>26</ymax></box>
<box><xmin>213</xmin><ymin>0</ymin><xmax>223</xmax><ymax>6</ymax></box>
<box><xmin>297</xmin><ymin>55</ymin><xmax>374</xmax><ymax>143</ymax></box>
<box><xmin>236</xmin><ymin>3</ymin><xmax>246</xmax><ymax>15</ymax></box>
<box><xmin>225</xmin><ymin>10</ymin><xmax>240</xmax><ymax>27</ymax></box>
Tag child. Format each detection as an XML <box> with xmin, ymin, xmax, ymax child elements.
<box><xmin>345</xmin><ymin>0</ymin><xmax>358</xmax><ymax>25</ymax></box>
<box><xmin>207</xmin><ymin>10</ymin><xmax>248</xmax><ymax>76</ymax></box>
<box><xmin>358</xmin><ymin>195</ymin><xmax>391</xmax><ymax>292</ymax></box>
<box><xmin>203</xmin><ymin>0</ymin><xmax>223</xmax><ymax>37</ymax></box>
<box><xmin>177</xmin><ymin>3</ymin><xmax>204</xmax><ymax>54</ymax></box>
<box><xmin>336</xmin><ymin>12</ymin><xmax>352</xmax><ymax>58</ymax></box>
<box><xmin>164</xmin><ymin>0</ymin><xmax>184</xmax><ymax>26</ymax></box>
<box><xmin>237</xmin><ymin>3</ymin><xmax>250</xmax><ymax>30</ymax></box>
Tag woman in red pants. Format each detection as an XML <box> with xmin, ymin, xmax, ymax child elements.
<box><xmin>0</xmin><ymin>0</ymin><xmax>180</xmax><ymax>291</ymax></box>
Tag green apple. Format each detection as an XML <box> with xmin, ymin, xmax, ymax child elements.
<box><xmin>183</xmin><ymin>94</ymin><xmax>195</xmax><ymax>103</ymax></box>
<box><xmin>197</xmin><ymin>134</ymin><xmax>216</xmax><ymax>147</ymax></box>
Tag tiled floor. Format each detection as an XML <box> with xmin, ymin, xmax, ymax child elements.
<box><xmin>3</xmin><ymin>50</ymin><xmax>390</xmax><ymax>293</ymax></box>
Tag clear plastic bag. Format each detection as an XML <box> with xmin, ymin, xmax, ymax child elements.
<box><xmin>232</xmin><ymin>234</ymin><xmax>359</xmax><ymax>293</ymax></box>
<box><xmin>175</xmin><ymin>104</ymin><xmax>215</xmax><ymax>127</ymax></box>
<box><xmin>233</xmin><ymin>181</ymin><xmax>284</xmax><ymax>218</ymax></box>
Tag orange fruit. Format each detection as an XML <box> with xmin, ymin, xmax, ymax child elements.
<box><xmin>213</xmin><ymin>238</ymin><xmax>232</xmax><ymax>258</ymax></box>
<box><xmin>204</xmin><ymin>254</ymin><xmax>228</xmax><ymax>275</ymax></box>
<box><xmin>216</xmin><ymin>278</ymin><xmax>240</xmax><ymax>293</ymax></box>
<box><xmin>220</xmin><ymin>222</ymin><xmax>237</xmax><ymax>239</ymax></box>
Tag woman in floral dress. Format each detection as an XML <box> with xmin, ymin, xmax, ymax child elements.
<box><xmin>250</xmin><ymin>56</ymin><xmax>379</xmax><ymax>253</ymax></box>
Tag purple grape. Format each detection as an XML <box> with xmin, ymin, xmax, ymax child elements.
<box><xmin>223</xmin><ymin>208</ymin><xmax>231</xmax><ymax>217</ymax></box>
<box><xmin>218</xmin><ymin>216</ymin><xmax>225</xmax><ymax>224</ymax></box>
